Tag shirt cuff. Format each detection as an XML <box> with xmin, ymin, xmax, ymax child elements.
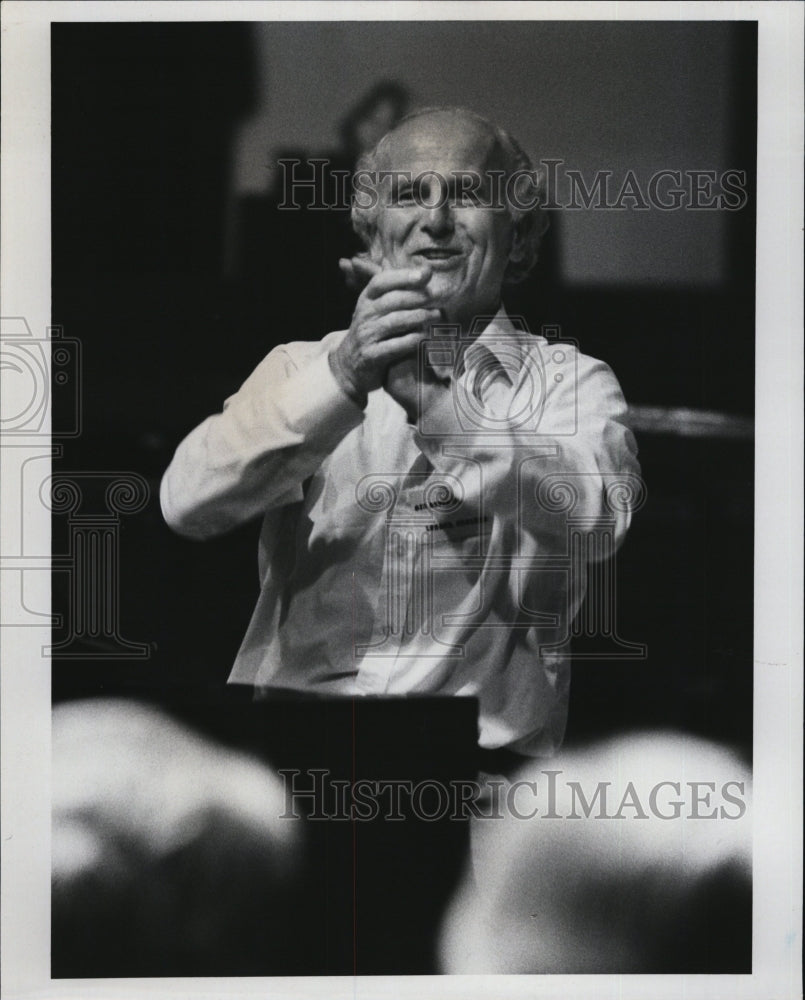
<box><xmin>278</xmin><ymin>348</ymin><xmax>365</xmax><ymax>439</ymax></box>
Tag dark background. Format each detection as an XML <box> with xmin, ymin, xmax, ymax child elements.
<box><xmin>51</xmin><ymin>21</ymin><xmax>756</xmax><ymax>759</ymax></box>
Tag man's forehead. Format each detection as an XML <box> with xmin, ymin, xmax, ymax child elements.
<box><xmin>375</xmin><ymin>112</ymin><xmax>502</xmax><ymax>174</ymax></box>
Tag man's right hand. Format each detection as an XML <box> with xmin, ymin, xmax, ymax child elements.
<box><xmin>329</xmin><ymin>259</ymin><xmax>440</xmax><ymax>406</ymax></box>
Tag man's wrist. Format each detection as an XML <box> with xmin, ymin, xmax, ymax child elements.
<box><xmin>404</xmin><ymin>376</ymin><xmax>451</xmax><ymax>428</ymax></box>
<box><xmin>328</xmin><ymin>347</ymin><xmax>367</xmax><ymax>409</ymax></box>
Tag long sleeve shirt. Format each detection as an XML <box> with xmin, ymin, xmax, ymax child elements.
<box><xmin>160</xmin><ymin>309</ymin><xmax>640</xmax><ymax>755</ymax></box>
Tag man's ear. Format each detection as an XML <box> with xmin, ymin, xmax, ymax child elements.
<box><xmin>508</xmin><ymin>218</ymin><xmax>529</xmax><ymax>263</ymax></box>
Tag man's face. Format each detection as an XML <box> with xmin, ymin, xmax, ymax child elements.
<box><xmin>369</xmin><ymin>112</ymin><xmax>516</xmax><ymax>327</ymax></box>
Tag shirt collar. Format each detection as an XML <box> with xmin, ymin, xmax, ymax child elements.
<box><xmin>465</xmin><ymin>305</ymin><xmax>533</xmax><ymax>383</ymax></box>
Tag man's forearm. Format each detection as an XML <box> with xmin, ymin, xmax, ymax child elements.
<box><xmin>161</xmin><ymin>339</ymin><xmax>364</xmax><ymax>539</ymax></box>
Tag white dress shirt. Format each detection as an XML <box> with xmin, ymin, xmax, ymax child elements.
<box><xmin>161</xmin><ymin>309</ymin><xmax>640</xmax><ymax>755</ymax></box>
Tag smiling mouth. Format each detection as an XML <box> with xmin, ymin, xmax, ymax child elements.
<box><xmin>414</xmin><ymin>248</ymin><xmax>463</xmax><ymax>269</ymax></box>
<box><xmin>415</xmin><ymin>248</ymin><xmax>462</xmax><ymax>260</ymax></box>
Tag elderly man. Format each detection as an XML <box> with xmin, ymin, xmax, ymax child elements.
<box><xmin>161</xmin><ymin>107</ymin><xmax>639</xmax><ymax>760</ymax></box>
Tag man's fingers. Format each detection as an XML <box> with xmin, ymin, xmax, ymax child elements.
<box><xmin>351</xmin><ymin>255</ymin><xmax>381</xmax><ymax>276</ymax></box>
<box><xmin>374</xmin><ymin>308</ymin><xmax>441</xmax><ymax>341</ymax></box>
<box><xmin>364</xmin><ymin>265</ymin><xmax>432</xmax><ymax>299</ymax></box>
<box><xmin>371</xmin><ymin>289</ymin><xmax>435</xmax><ymax>314</ymax></box>
<box><xmin>339</xmin><ymin>256</ymin><xmax>381</xmax><ymax>291</ymax></box>
<box><xmin>339</xmin><ymin>254</ymin><xmax>381</xmax><ymax>278</ymax></box>
<box><xmin>370</xmin><ymin>330</ymin><xmax>429</xmax><ymax>365</ymax></box>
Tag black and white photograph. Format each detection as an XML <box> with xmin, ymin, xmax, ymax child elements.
<box><xmin>0</xmin><ymin>2</ymin><xmax>802</xmax><ymax>997</ymax></box>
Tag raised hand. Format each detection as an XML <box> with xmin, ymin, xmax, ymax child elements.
<box><xmin>330</xmin><ymin>258</ymin><xmax>441</xmax><ymax>405</ymax></box>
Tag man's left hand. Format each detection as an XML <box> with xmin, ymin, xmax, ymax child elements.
<box><xmin>384</xmin><ymin>355</ymin><xmax>449</xmax><ymax>424</ymax></box>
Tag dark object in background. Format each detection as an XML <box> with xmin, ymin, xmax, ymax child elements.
<box><xmin>254</xmin><ymin>690</ymin><xmax>479</xmax><ymax>975</ymax></box>
<box><xmin>338</xmin><ymin>79</ymin><xmax>411</xmax><ymax>162</ymax></box>
<box><xmin>52</xmin><ymin>22</ymin><xmax>256</xmax><ymax>279</ymax></box>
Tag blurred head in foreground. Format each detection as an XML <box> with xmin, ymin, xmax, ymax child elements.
<box><xmin>52</xmin><ymin>698</ymin><xmax>301</xmax><ymax>977</ymax></box>
<box><xmin>440</xmin><ymin>732</ymin><xmax>751</xmax><ymax>974</ymax></box>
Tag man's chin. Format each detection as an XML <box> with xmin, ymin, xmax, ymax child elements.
<box><xmin>424</xmin><ymin>275</ymin><xmax>465</xmax><ymax>316</ymax></box>
<box><xmin>427</xmin><ymin>290</ymin><xmax>501</xmax><ymax>332</ymax></box>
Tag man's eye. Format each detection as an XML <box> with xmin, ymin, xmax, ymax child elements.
<box><xmin>454</xmin><ymin>191</ymin><xmax>481</xmax><ymax>208</ymax></box>
<box><xmin>397</xmin><ymin>188</ymin><xmax>416</xmax><ymax>204</ymax></box>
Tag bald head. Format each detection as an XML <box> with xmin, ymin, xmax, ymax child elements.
<box><xmin>352</xmin><ymin>108</ymin><xmax>547</xmax><ymax>312</ymax></box>
<box><xmin>372</xmin><ymin>108</ymin><xmax>509</xmax><ymax>177</ymax></box>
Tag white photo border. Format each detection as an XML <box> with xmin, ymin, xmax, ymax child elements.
<box><xmin>1</xmin><ymin>2</ymin><xmax>802</xmax><ymax>999</ymax></box>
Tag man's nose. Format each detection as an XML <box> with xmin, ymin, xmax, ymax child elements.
<box><xmin>420</xmin><ymin>199</ymin><xmax>454</xmax><ymax>236</ymax></box>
